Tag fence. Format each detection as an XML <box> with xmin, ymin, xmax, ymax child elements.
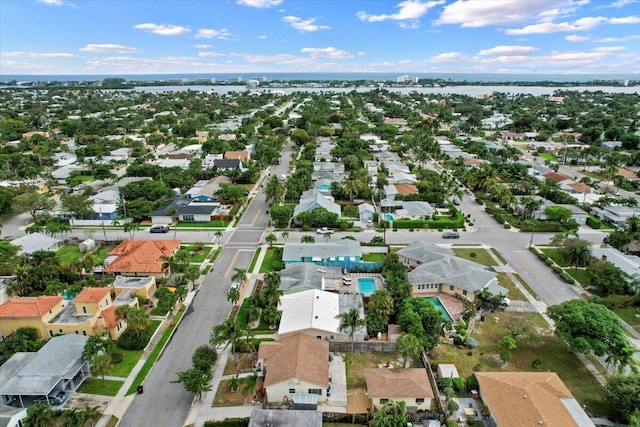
<box><xmin>316</xmin><ymin>261</ymin><xmax>383</xmax><ymax>272</ymax></box>
<box><xmin>329</xmin><ymin>341</ymin><xmax>396</xmax><ymax>353</ymax></box>
<box><xmin>422</xmin><ymin>351</ymin><xmax>444</xmax><ymax>414</ymax></box>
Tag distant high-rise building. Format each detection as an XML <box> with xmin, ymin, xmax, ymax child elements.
<box><xmin>246</xmin><ymin>79</ymin><xmax>260</xmax><ymax>88</ymax></box>
<box><xmin>253</xmin><ymin>76</ymin><xmax>268</xmax><ymax>82</ymax></box>
<box><xmin>397</xmin><ymin>75</ymin><xmax>419</xmax><ymax>84</ymax></box>
<box><xmin>228</xmin><ymin>76</ymin><xmax>244</xmax><ymax>83</ymax></box>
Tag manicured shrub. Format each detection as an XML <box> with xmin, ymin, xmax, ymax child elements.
<box><xmin>559</xmin><ymin>272</ymin><xmax>575</xmax><ymax>284</ymax></box>
<box><xmin>586</xmin><ymin>216</ymin><xmax>602</xmax><ymax>229</ymax></box>
<box><xmin>544</xmin><ymin>258</ymin><xmax>555</xmax><ymax>266</ymax></box>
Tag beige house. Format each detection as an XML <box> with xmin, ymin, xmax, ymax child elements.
<box><xmin>0</xmin><ymin>296</ymin><xmax>64</xmax><ymax>339</ymax></box>
<box><xmin>475</xmin><ymin>372</ymin><xmax>595</xmax><ymax>427</ymax></box>
<box><xmin>257</xmin><ymin>332</ymin><xmax>329</xmax><ymax>404</ymax></box>
<box><xmin>113</xmin><ymin>276</ymin><xmax>157</xmax><ymax>300</ymax></box>
<box><xmin>365</xmin><ymin>368</ymin><xmax>434</xmax><ymax>412</ymax></box>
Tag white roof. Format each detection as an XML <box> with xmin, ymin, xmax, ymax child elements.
<box><xmin>278</xmin><ymin>289</ymin><xmax>340</xmax><ymax>336</ymax></box>
<box><xmin>11</xmin><ymin>233</ymin><xmax>61</xmax><ymax>255</ymax></box>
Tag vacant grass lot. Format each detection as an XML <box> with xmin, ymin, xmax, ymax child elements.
<box><xmin>77</xmin><ymin>378</ymin><xmax>123</xmax><ymax>396</ymax></box>
<box><xmin>57</xmin><ymin>245</ymin><xmax>114</xmax><ymax>266</ymax></box>
<box><xmin>430</xmin><ymin>312</ymin><xmax>609</xmax><ymax>416</ymax></box>
<box><xmin>108</xmin><ymin>349</ymin><xmax>143</xmax><ymax>377</ymax></box>
<box><xmin>453</xmin><ymin>248</ymin><xmax>497</xmax><ymax>266</ymax></box>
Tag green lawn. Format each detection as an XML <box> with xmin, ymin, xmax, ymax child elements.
<box><xmin>362</xmin><ymin>253</ymin><xmax>385</xmax><ymax>263</ymax></box>
<box><xmin>453</xmin><ymin>248</ymin><xmax>497</xmax><ymax>266</ymax></box>
<box><xmin>611</xmin><ymin>306</ymin><xmax>640</xmax><ymax>333</ymax></box>
<box><xmin>179</xmin><ymin>245</ymin><xmax>213</xmax><ymax>263</ymax></box>
<box><xmin>248</xmin><ymin>247</ymin><xmax>262</xmax><ymax>273</ymax></box>
<box><xmin>497</xmin><ymin>273</ymin><xmax>526</xmax><ymax>301</ymax></box>
<box><xmin>540</xmin><ymin>248</ymin><xmax>569</xmax><ymax>267</ymax></box>
<box><xmin>176</xmin><ymin>221</ymin><xmax>229</xmax><ymax>228</ymax></box>
<box><xmin>210</xmin><ymin>247</ymin><xmax>222</xmax><ymax>263</ymax></box>
<box><xmin>538</xmin><ymin>152</ymin><xmax>557</xmax><ymax>162</ymax></box>
<box><xmin>566</xmin><ymin>268</ymin><xmax>589</xmax><ymax>285</ymax></box>
<box><xmin>259</xmin><ymin>248</ymin><xmax>278</xmax><ymax>273</ymax></box>
<box><xmin>108</xmin><ymin>349</ymin><xmax>143</xmax><ymax>377</ymax></box>
<box><xmin>150</xmin><ymin>306</ymin><xmax>169</xmax><ymax>316</ymax></box>
<box><xmin>490</xmin><ymin>248</ymin><xmax>507</xmax><ymax>264</ymax></box>
<box><xmin>514</xmin><ymin>273</ymin><xmax>539</xmax><ymax>299</ymax></box>
<box><xmin>56</xmin><ymin>245</ymin><xmax>82</xmax><ymax>265</ymax></box>
<box><xmin>78</xmin><ymin>378</ymin><xmax>123</xmax><ymax>396</ymax></box>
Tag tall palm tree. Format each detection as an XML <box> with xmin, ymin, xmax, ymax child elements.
<box><xmin>167</xmin><ymin>206</ymin><xmax>178</xmax><ymax>240</ymax></box>
<box><xmin>240</xmin><ymin>372</ymin><xmax>259</xmax><ymax>397</ymax></box>
<box><xmin>521</xmin><ymin>196</ymin><xmax>543</xmax><ymax>220</ymax></box>
<box><xmin>336</xmin><ymin>306</ymin><xmax>366</xmax><ymax>352</ymax></box>
<box><xmin>301</xmin><ymin>235</ymin><xmax>315</xmax><ymax>244</ymax></box>
<box><xmin>210</xmin><ymin>316</ymin><xmax>245</xmax><ymax>354</ymax></box>
<box><xmin>231</xmin><ymin>267</ymin><xmax>247</xmax><ymax>285</ymax></box>
<box><xmin>214</xmin><ymin>230</ymin><xmax>224</xmax><ymax>244</ymax></box>
<box><xmin>227</xmin><ymin>286</ymin><xmax>240</xmax><ymax>306</ymax></box>
<box><xmin>281</xmin><ymin>231</ymin><xmax>289</xmax><ymax>242</ymax></box>
<box><xmin>264</xmin><ymin>175</ymin><xmax>285</xmax><ymax>206</ymax></box>
<box><xmin>82</xmin><ymin>404</ymin><xmax>102</xmax><ymax>427</ymax></box>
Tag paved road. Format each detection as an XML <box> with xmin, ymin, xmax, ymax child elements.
<box><xmin>118</xmin><ymin>142</ymin><xmax>296</xmax><ymax>427</ymax></box>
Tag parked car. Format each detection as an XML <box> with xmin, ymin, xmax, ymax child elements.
<box><xmin>452</xmin><ymin>198</ymin><xmax>460</xmax><ymax>206</ymax></box>
<box><xmin>316</xmin><ymin>227</ymin><xmax>334</xmax><ymax>235</ymax></box>
<box><xmin>150</xmin><ymin>225</ymin><xmax>170</xmax><ymax>233</ymax></box>
<box><xmin>442</xmin><ymin>231</ymin><xmax>460</xmax><ymax>239</ymax></box>
<box><xmin>230</xmin><ymin>282</ymin><xmax>240</xmax><ymax>291</ymax></box>
<box><xmin>34</xmin><ymin>391</ymin><xmax>66</xmax><ymax>405</ymax></box>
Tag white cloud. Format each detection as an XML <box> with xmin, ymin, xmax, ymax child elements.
<box><xmin>592</xmin><ymin>46</ymin><xmax>627</xmax><ymax>51</ymax></box>
<box><xmin>429</xmin><ymin>52</ymin><xmax>465</xmax><ymax>62</ymax></box>
<box><xmin>505</xmin><ymin>16</ymin><xmax>607</xmax><ymax>35</ymax></box>
<box><xmin>3</xmin><ymin>51</ymin><xmax>77</xmax><ymax>59</ymax></box>
<box><xmin>236</xmin><ymin>0</ymin><xmax>282</xmax><ymax>8</ymax></box>
<box><xmin>565</xmin><ymin>34</ymin><xmax>590</xmax><ymax>42</ymax></box>
<box><xmin>194</xmin><ymin>44</ymin><xmax>212</xmax><ymax>49</ymax></box>
<box><xmin>195</xmin><ymin>28</ymin><xmax>231</xmax><ymax>39</ymax></box>
<box><xmin>600</xmin><ymin>0</ymin><xmax>639</xmax><ymax>8</ymax></box>
<box><xmin>37</xmin><ymin>0</ymin><xmax>64</xmax><ymax>5</ymax></box>
<box><xmin>435</xmin><ymin>0</ymin><xmax>573</xmax><ymax>27</ymax></box>
<box><xmin>282</xmin><ymin>16</ymin><xmax>330</xmax><ymax>32</ymax></box>
<box><xmin>609</xmin><ymin>15</ymin><xmax>640</xmax><ymax>23</ymax></box>
<box><xmin>197</xmin><ymin>52</ymin><xmax>226</xmax><ymax>57</ymax></box>
<box><xmin>477</xmin><ymin>45</ymin><xmax>539</xmax><ymax>56</ymax></box>
<box><xmin>357</xmin><ymin>0</ymin><xmax>443</xmax><ymax>24</ymax></box>
<box><xmin>79</xmin><ymin>44</ymin><xmax>138</xmax><ymax>53</ymax></box>
<box><xmin>133</xmin><ymin>23</ymin><xmax>190</xmax><ymax>36</ymax></box>
<box><xmin>595</xmin><ymin>34</ymin><xmax>640</xmax><ymax>42</ymax></box>
<box><xmin>243</xmin><ymin>53</ymin><xmax>313</xmax><ymax>65</ymax></box>
<box><xmin>300</xmin><ymin>47</ymin><xmax>353</xmax><ymax>59</ymax></box>
<box><xmin>257</xmin><ymin>35</ymin><xmax>268</xmax><ymax>39</ymax></box>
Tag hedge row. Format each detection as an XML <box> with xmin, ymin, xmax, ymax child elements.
<box><xmin>204</xmin><ymin>418</ymin><xmax>250</xmax><ymax>427</ymax></box>
<box><xmin>586</xmin><ymin>216</ymin><xmax>602</xmax><ymax>229</ymax></box>
<box><xmin>393</xmin><ymin>218</ymin><xmax>464</xmax><ymax>229</ymax></box>
<box><xmin>530</xmin><ymin>246</ymin><xmax>575</xmax><ymax>285</ymax></box>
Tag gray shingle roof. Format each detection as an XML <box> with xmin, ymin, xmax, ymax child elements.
<box><xmin>279</xmin><ymin>263</ymin><xmax>343</xmax><ymax>293</ymax></box>
<box><xmin>282</xmin><ymin>240</ymin><xmax>362</xmax><ymax>262</ymax></box>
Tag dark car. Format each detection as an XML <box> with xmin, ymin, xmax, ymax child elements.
<box><xmin>442</xmin><ymin>231</ymin><xmax>460</xmax><ymax>239</ymax></box>
<box><xmin>150</xmin><ymin>225</ymin><xmax>170</xmax><ymax>233</ymax></box>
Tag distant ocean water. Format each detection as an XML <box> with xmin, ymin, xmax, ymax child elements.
<box><xmin>0</xmin><ymin>72</ymin><xmax>638</xmax><ymax>83</ymax></box>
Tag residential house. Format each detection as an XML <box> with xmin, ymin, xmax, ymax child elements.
<box><xmin>358</xmin><ymin>203</ymin><xmax>376</xmax><ymax>222</ymax></box>
<box><xmin>398</xmin><ymin>241</ymin><xmax>506</xmax><ymax>302</ymax></box>
<box><xmin>224</xmin><ymin>151</ymin><xmax>249</xmax><ymax>161</ymax></box>
<box><xmin>475</xmin><ymin>372</ymin><xmax>595</xmax><ymax>427</ymax></box>
<box><xmin>151</xmin><ymin>199</ymin><xmax>220</xmax><ymax>224</ymax></box>
<box><xmin>393</xmin><ymin>184</ymin><xmax>419</xmax><ymax>196</ymax></box>
<box><xmin>46</xmin><ymin>287</ymin><xmax>134</xmax><ymax>340</ymax></box>
<box><xmin>282</xmin><ymin>240</ymin><xmax>362</xmax><ymax>266</ymax></box>
<box><xmin>103</xmin><ymin>239</ymin><xmax>181</xmax><ymax>277</ymax></box>
<box><xmin>365</xmin><ymin>368</ymin><xmax>434</xmax><ymax>412</ymax></box>
<box><xmin>167</xmin><ymin>153</ymin><xmax>192</xmax><ymax>161</ymax></box>
<box><xmin>555</xmin><ymin>204</ymin><xmax>588</xmax><ymax>225</ymax></box>
<box><xmin>212</xmin><ymin>159</ymin><xmax>242</xmax><ymax>170</ymax></box>
<box><xmin>278</xmin><ymin>263</ymin><xmax>343</xmax><ymax>294</ymax></box>
<box><xmin>0</xmin><ymin>296</ymin><xmax>64</xmax><ymax>340</ymax></box>
<box><xmin>312</xmin><ymin>162</ymin><xmax>345</xmax><ymax>182</ymax></box>
<box><xmin>0</xmin><ymin>403</ymin><xmax>27</xmax><ymax>427</ymax></box>
<box><xmin>591</xmin><ymin>205</ymin><xmax>640</xmax><ymax>227</ymax></box>
<box><xmin>388</xmin><ymin>172</ymin><xmax>418</xmax><ymax>185</ymax></box>
<box><xmin>292</xmin><ymin>189</ymin><xmax>341</xmax><ymax>219</ymax></box>
<box><xmin>393</xmin><ymin>201</ymin><xmax>435</xmax><ymax>220</ymax></box>
<box><xmin>591</xmin><ymin>246</ymin><xmax>640</xmax><ymax>284</ymax></box>
<box><xmin>248</xmin><ymin>409</ymin><xmax>322</xmax><ymax>427</ymax></box>
<box><xmin>151</xmin><ymin>157</ymin><xmax>190</xmax><ymax>169</ymax></box>
<box><xmin>278</xmin><ymin>289</ymin><xmax>366</xmax><ymax>342</ymax></box>
<box><xmin>257</xmin><ymin>332</ymin><xmax>329</xmax><ymax>404</ymax></box>
<box><xmin>0</xmin><ymin>334</ymin><xmax>91</xmax><ymax>408</ymax></box>
<box><xmin>184</xmin><ymin>176</ymin><xmax>231</xmax><ymax>201</ymax></box>
<box><xmin>112</xmin><ymin>275</ymin><xmax>157</xmax><ymax>300</ymax></box>
<box><xmin>107</xmin><ymin>147</ymin><xmax>131</xmax><ymax>161</ymax></box>
<box><xmin>513</xmin><ymin>196</ymin><xmax>554</xmax><ymax>220</ymax></box>
<box><xmin>541</xmin><ymin>171</ymin><xmax>570</xmax><ymax>183</ymax></box>
<box><xmin>10</xmin><ymin>233</ymin><xmax>62</xmax><ymax>256</ymax></box>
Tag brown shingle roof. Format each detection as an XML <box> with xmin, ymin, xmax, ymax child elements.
<box><xmin>258</xmin><ymin>332</ymin><xmax>329</xmax><ymax>388</ymax></box>
<box><xmin>394</xmin><ymin>184</ymin><xmax>419</xmax><ymax>195</ymax></box>
<box><xmin>475</xmin><ymin>372</ymin><xmax>584</xmax><ymax>427</ymax></box>
<box><xmin>542</xmin><ymin>171</ymin><xmax>569</xmax><ymax>182</ymax></box>
<box><xmin>105</xmin><ymin>240</ymin><xmax>181</xmax><ymax>274</ymax></box>
<box><xmin>365</xmin><ymin>368</ymin><xmax>433</xmax><ymax>399</ymax></box>
<box><xmin>224</xmin><ymin>151</ymin><xmax>248</xmax><ymax>160</ymax></box>
<box><xmin>74</xmin><ymin>287</ymin><xmax>110</xmax><ymax>303</ymax></box>
<box><xmin>0</xmin><ymin>296</ymin><xmax>62</xmax><ymax>318</ymax></box>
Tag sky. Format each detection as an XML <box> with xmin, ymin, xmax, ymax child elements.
<box><xmin>1</xmin><ymin>0</ymin><xmax>639</xmax><ymax>76</ymax></box>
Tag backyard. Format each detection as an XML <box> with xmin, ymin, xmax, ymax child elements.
<box><xmin>56</xmin><ymin>244</ymin><xmax>113</xmax><ymax>266</ymax></box>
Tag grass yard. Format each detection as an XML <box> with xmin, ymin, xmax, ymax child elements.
<box><xmin>210</xmin><ymin>247</ymin><xmax>222</xmax><ymax>263</ymax></box>
<box><xmin>177</xmin><ymin>221</ymin><xmax>229</xmax><ymax>228</ymax></box>
<box><xmin>540</xmin><ymin>248</ymin><xmax>569</xmax><ymax>267</ymax></box>
<box><xmin>56</xmin><ymin>245</ymin><xmax>82</xmax><ymax>265</ymax></box>
<box><xmin>453</xmin><ymin>248</ymin><xmax>497</xmax><ymax>266</ymax></box>
<box><xmin>248</xmin><ymin>248</ymin><xmax>262</xmax><ymax>273</ymax></box>
<box><xmin>496</xmin><ymin>273</ymin><xmax>526</xmax><ymax>301</ymax></box>
<box><xmin>179</xmin><ymin>245</ymin><xmax>213</xmax><ymax>263</ymax></box>
<box><xmin>490</xmin><ymin>248</ymin><xmax>507</xmax><ymax>264</ymax></box>
<box><xmin>514</xmin><ymin>273</ymin><xmax>539</xmax><ymax>299</ymax></box>
<box><xmin>108</xmin><ymin>349</ymin><xmax>143</xmax><ymax>377</ymax></box>
<box><xmin>259</xmin><ymin>248</ymin><xmax>279</xmax><ymax>273</ymax></box>
<box><xmin>223</xmin><ymin>353</ymin><xmax>257</xmax><ymax>376</ymax></box>
<box><xmin>430</xmin><ymin>311</ymin><xmax>609</xmax><ymax>416</ymax></box>
<box><xmin>565</xmin><ymin>268</ymin><xmax>589</xmax><ymax>285</ymax></box>
<box><xmin>212</xmin><ymin>380</ymin><xmax>246</xmax><ymax>407</ymax></box>
<box><xmin>344</xmin><ymin>352</ymin><xmax>410</xmax><ymax>390</ymax></box>
<box><xmin>77</xmin><ymin>378</ymin><xmax>123</xmax><ymax>396</ymax></box>
<box><xmin>538</xmin><ymin>152</ymin><xmax>557</xmax><ymax>162</ymax></box>
<box><xmin>362</xmin><ymin>253</ymin><xmax>385</xmax><ymax>263</ymax></box>
<box><xmin>611</xmin><ymin>306</ymin><xmax>640</xmax><ymax>333</ymax></box>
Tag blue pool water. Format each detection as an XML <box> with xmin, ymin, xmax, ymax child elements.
<box><xmin>317</xmin><ymin>185</ymin><xmax>331</xmax><ymax>191</ymax></box>
<box><xmin>386</xmin><ymin>214</ymin><xmax>394</xmax><ymax>221</ymax></box>
<box><xmin>424</xmin><ymin>296</ymin><xmax>454</xmax><ymax>322</ymax></box>
<box><xmin>358</xmin><ymin>278</ymin><xmax>376</xmax><ymax>295</ymax></box>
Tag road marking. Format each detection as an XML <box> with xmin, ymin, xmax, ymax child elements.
<box><xmin>224</xmin><ymin>250</ymin><xmax>240</xmax><ymax>277</ymax></box>
<box><xmin>251</xmin><ymin>210</ymin><xmax>260</xmax><ymax>225</ymax></box>
<box><xmin>513</xmin><ymin>251</ymin><xmax>542</xmax><ymax>278</ymax></box>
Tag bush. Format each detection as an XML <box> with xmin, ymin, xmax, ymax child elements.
<box><xmin>465</xmin><ymin>375</ymin><xmax>479</xmax><ymax>392</ymax></box>
<box><xmin>452</xmin><ymin>377</ymin><xmax>464</xmax><ymax>391</ymax></box>
<box><xmin>469</xmin><ymin>252</ymin><xmax>477</xmax><ymax>258</ymax></box>
<box><xmin>117</xmin><ymin>326</ymin><xmax>154</xmax><ymax>350</ymax></box>
<box><xmin>537</xmin><ymin>252</ymin><xmax>549</xmax><ymax>261</ymax></box>
<box><xmin>453</xmin><ymin>335</ymin><xmax>463</xmax><ymax>346</ymax></box>
<box><xmin>111</xmin><ymin>351</ymin><xmax>124</xmax><ymax>364</ymax></box>
<box><xmin>544</xmin><ymin>258</ymin><xmax>555</xmax><ymax>266</ymax></box>
<box><xmin>586</xmin><ymin>216</ymin><xmax>602</xmax><ymax>229</ymax></box>
<box><xmin>551</xmin><ymin>265</ymin><xmax>563</xmax><ymax>274</ymax></box>
<box><xmin>339</xmin><ymin>222</ymin><xmax>349</xmax><ymax>231</ymax></box>
<box><xmin>559</xmin><ymin>272</ymin><xmax>575</xmax><ymax>284</ymax></box>
<box><xmin>204</xmin><ymin>418</ymin><xmax>250</xmax><ymax>427</ymax></box>
<box><xmin>504</xmin><ymin>223</ymin><xmax>511</xmax><ymax>229</ymax></box>
<box><xmin>475</xmin><ymin>198</ymin><xmax>484</xmax><ymax>205</ymax></box>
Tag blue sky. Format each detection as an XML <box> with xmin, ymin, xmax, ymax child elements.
<box><xmin>1</xmin><ymin>0</ymin><xmax>639</xmax><ymax>75</ymax></box>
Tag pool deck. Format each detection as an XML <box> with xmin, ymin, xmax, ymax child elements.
<box><xmin>417</xmin><ymin>292</ymin><xmax>465</xmax><ymax>321</ymax></box>
<box><xmin>331</xmin><ymin>273</ymin><xmax>385</xmax><ymax>295</ymax></box>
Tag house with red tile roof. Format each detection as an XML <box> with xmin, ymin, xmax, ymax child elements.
<box><xmin>224</xmin><ymin>150</ymin><xmax>249</xmax><ymax>161</ymax></box>
<box><xmin>0</xmin><ymin>296</ymin><xmax>64</xmax><ymax>339</ymax></box>
<box><xmin>104</xmin><ymin>239</ymin><xmax>181</xmax><ymax>277</ymax></box>
<box><xmin>542</xmin><ymin>171</ymin><xmax>570</xmax><ymax>182</ymax></box>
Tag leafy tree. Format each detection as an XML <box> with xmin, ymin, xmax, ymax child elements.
<box><xmin>0</xmin><ymin>241</ymin><xmax>21</xmax><ymax>275</ymax></box>
<box><xmin>0</xmin><ymin>186</ymin><xmax>15</xmax><ymax>213</ymax></box>
<box><xmin>89</xmin><ymin>352</ymin><xmax>112</xmax><ymax>386</ymax></box>
<box><xmin>175</xmin><ymin>367</ymin><xmax>212</xmax><ymax>400</ymax></box>
<box><xmin>12</xmin><ymin>192</ymin><xmax>54</xmax><ymax>221</ymax></box>
<box><xmin>60</xmin><ymin>193</ymin><xmax>94</xmax><ymax>226</ymax></box>
<box><xmin>606</xmin><ymin>374</ymin><xmax>640</xmax><ymax>423</ymax></box>
<box><xmin>192</xmin><ymin>345</ymin><xmax>218</xmax><ymax>373</ymax></box>
<box><xmin>365</xmin><ymin>290</ymin><xmax>394</xmax><ymax>336</ymax></box>
<box><xmin>119</xmin><ymin>179</ymin><xmax>171</xmax><ymax>202</ymax></box>
<box><xmin>336</xmin><ymin>306</ymin><xmax>366</xmax><ymax>352</ymax></box>
<box><xmin>183</xmin><ymin>265</ymin><xmax>200</xmax><ymax>290</ymax></box>
<box><xmin>23</xmin><ymin>402</ymin><xmax>53</xmax><ymax>427</ymax></box>
<box><xmin>372</xmin><ymin>400</ymin><xmax>406</xmax><ymax>427</ymax></box>
<box><xmin>544</xmin><ymin>205</ymin><xmax>572</xmax><ymax>224</ymax></box>
<box><xmin>120</xmin><ymin>198</ymin><xmax>153</xmax><ymax>221</ymax></box>
<box><xmin>115</xmin><ymin>306</ymin><xmax>150</xmax><ymax>339</ymax></box>
<box><xmin>0</xmin><ymin>327</ymin><xmax>45</xmax><ymax>365</ymax></box>
<box><xmin>123</xmin><ymin>221</ymin><xmax>141</xmax><ymax>238</ymax></box>
<box><xmin>82</xmin><ymin>335</ymin><xmax>116</xmax><ymax>360</ymax></box>
<box><xmin>396</xmin><ymin>333</ymin><xmax>422</xmax><ymax>368</ymax></box>
<box><xmin>547</xmin><ymin>300</ymin><xmax>629</xmax><ymax>357</ymax></box>
<box><xmin>556</xmin><ymin>237</ymin><xmax>592</xmax><ymax>268</ymax></box>
<box><xmin>265</xmin><ymin>233</ymin><xmax>277</xmax><ymax>248</ymax></box>
<box><xmin>586</xmin><ymin>260</ymin><xmax>635</xmax><ymax>296</ymax></box>
<box><xmin>261</xmin><ymin>305</ymin><xmax>280</xmax><ymax>327</ymax></box>
<box><xmin>270</xmin><ymin>205</ymin><xmax>293</xmax><ymax>227</ymax></box>
<box><xmin>397</xmin><ymin>298</ymin><xmax>442</xmax><ymax>351</ymax></box>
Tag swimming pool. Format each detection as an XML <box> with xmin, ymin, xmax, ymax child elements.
<box><xmin>386</xmin><ymin>214</ymin><xmax>394</xmax><ymax>221</ymax></box>
<box><xmin>424</xmin><ymin>296</ymin><xmax>454</xmax><ymax>322</ymax></box>
<box><xmin>316</xmin><ymin>185</ymin><xmax>331</xmax><ymax>191</ymax></box>
<box><xmin>358</xmin><ymin>278</ymin><xmax>376</xmax><ymax>295</ymax></box>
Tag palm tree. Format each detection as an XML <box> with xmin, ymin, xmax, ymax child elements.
<box><xmin>214</xmin><ymin>230</ymin><xmax>224</xmax><ymax>244</ymax></box>
<box><xmin>90</xmin><ymin>352</ymin><xmax>112</xmax><ymax>386</ymax></box>
<box><xmin>231</xmin><ymin>267</ymin><xmax>247</xmax><ymax>285</ymax></box>
<box><xmin>115</xmin><ymin>306</ymin><xmax>149</xmax><ymax>339</ymax></box>
<box><xmin>301</xmin><ymin>235</ymin><xmax>315</xmax><ymax>244</ymax></box>
<box><xmin>167</xmin><ymin>206</ymin><xmax>178</xmax><ymax>240</ymax></box>
<box><xmin>264</xmin><ymin>175</ymin><xmax>285</xmax><ymax>206</ymax></box>
<box><xmin>82</xmin><ymin>404</ymin><xmax>102</xmax><ymax>427</ymax></box>
<box><xmin>241</xmin><ymin>372</ymin><xmax>259</xmax><ymax>398</ymax></box>
<box><xmin>336</xmin><ymin>306</ymin><xmax>366</xmax><ymax>352</ymax></box>
<box><xmin>521</xmin><ymin>196</ymin><xmax>543</xmax><ymax>219</ymax></box>
<box><xmin>227</xmin><ymin>286</ymin><xmax>240</xmax><ymax>306</ymax></box>
<box><xmin>25</xmin><ymin>403</ymin><xmax>53</xmax><ymax>427</ymax></box>
<box><xmin>281</xmin><ymin>231</ymin><xmax>289</xmax><ymax>242</ymax></box>
<box><xmin>396</xmin><ymin>333</ymin><xmax>422</xmax><ymax>368</ymax></box>
<box><xmin>210</xmin><ymin>316</ymin><xmax>245</xmax><ymax>354</ymax></box>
